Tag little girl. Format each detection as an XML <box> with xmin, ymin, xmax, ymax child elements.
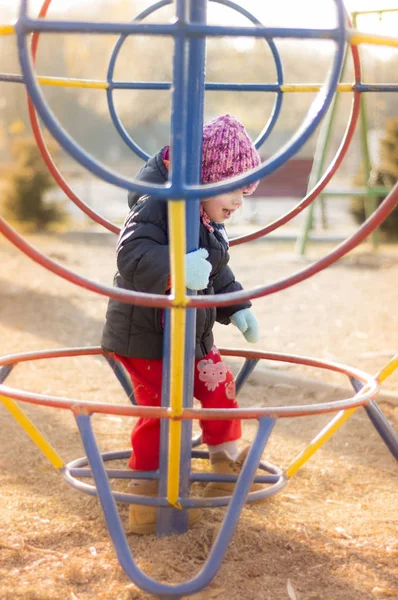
<box><xmin>102</xmin><ymin>114</ymin><xmax>261</xmax><ymax>534</ymax></box>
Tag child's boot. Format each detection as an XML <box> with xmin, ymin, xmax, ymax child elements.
<box><xmin>128</xmin><ymin>480</ymin><xmax>201</xmax><ymax>535</ymax></box>
<box><xmin>203</xmin><ymin>447</ymin><xmax>265</xmax><ymax>502</ymax></box>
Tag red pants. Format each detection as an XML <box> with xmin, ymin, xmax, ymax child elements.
<box><xmin>115</xmin><ymin>346</ymin><xmax>242</xmax><ymax>471</ymax></box>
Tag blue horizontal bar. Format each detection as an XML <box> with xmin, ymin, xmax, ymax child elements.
<box><xmin>64</xmin><ymin>463</ymin><xmax>286</xmax><ymax>509</ymax></box>
<box><xmin>112</xmin><ymin>80</ymin><xmax>170</xmax><ymax>90</ymax></box>
<box><xmin>69</xmin><ymin>467</ymin><xmax>155</xmax><ymax>479</ymax></box>
<box><xmin>19</xmin><ymin>16</ymin><xmax>178</xmax><ymax>36</ymax></box>
<box><xmin>0</xmin><ymin>73</ymin><xmax>23</xmax><ymax>84</ymax></box>
<box><xmin>64</xmin><ymin>445</ymin><xmax>284</xmax><ymax>509</ymax></box>
<box><xmin>5</xmin><ymin>72</ymin><xmax>398</xmax><ymax>94</ymax></box>
<box><xmin>67</xmin><ymin>448</ymin><xmax>280</xmax><ymax>483</ymax></box>
<box><xmin>207</xmin><ymin>82</ymin><xmax>280</xmax><ymax>91</ymax></box>
<box><xmin>192</xmin><ymin>472</ymin><xmax>279</xmax><ymax>483</ymax></box>
<box><xmin>69</xmin><ymin>467</ymin><xmax>279</xmax><ymax>484</ymax></box>
<box><xmin>112</xmin><ymin>81</ymin><xmax>282</xmax><ymax>92</ymax></box>
<box><xmin>356</xmin><ymin>83</ymin><xmax>398</xmax><ymax>92</ymax></box>
<box><xmin>19</xmin><ymin>17</ymin><xmax>339</xmax><ymax>41</ymax></box>
<box><xmin>185</xmin><ymin>24</ymin><xmax>340</xmax><ymax>40</ymax></box>
<box><xmin>67</xmin><ymin>448</ymin><xmax>282</xmax><ymax>474</ymax></box>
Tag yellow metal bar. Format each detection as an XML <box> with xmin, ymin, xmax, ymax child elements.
<box><xmin>286</xmin><ymin>354</ymin><xmax>398</xmax><ymax>478</ymax></box>
<box><xmin>37</xmin><ymin>76</ymin><xmax>108</xmax><ymax>90</ymax></box>
<box><xmin>36</xmin><ymin>80</ymin><xmax>353</xmax><ymax>94</ymax></box>
<box><xmin>377</xmin><ymin>354</ymin><xmax>398</xmax><ymax>383</ymax></box>
<box><xmin>0</xmin><ymin>24</ymin><xmax>15</xmax><ymax>36</ymax></box>
<box><xmin>336</xmin><ymin>84</ymin><xmax>354</xmax><ymax>93</ymax></box>
<box><xmin>286</xmin><ymin>407</ymin><xmax>358</xmax><ymax>478</ymax></box>
<box><xmin>166</xmin><ymin>200</ymin><xmax>187</xmax><ymax>508</ymax></box>
<box><xmin>0</xmin><ymin>395</ymin><xmax>64</xmax><ymax>470</ymax></box>
<box><xmin>281</xmin><ymin>83</ymin><xmax>353</xmax><ymax>93</ymax></box>
<box><xmin>352</xmin><ymin>9</ymin><xmax>398</xmax><ymax>17</ymax></box>
<box><xmin>350</xmin><ymin>30</ymin><xmax>398</xmax><ymax>49</ymax></box>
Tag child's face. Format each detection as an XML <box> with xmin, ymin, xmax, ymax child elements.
<box><xmin>203</xmin><ymin>190</ymin><xmax>243</xmax><ymax>224</ymax></box>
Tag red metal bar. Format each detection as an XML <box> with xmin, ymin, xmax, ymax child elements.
<box><xmin>0</xmin><ymin>346</ymin><xmax>373</xmax><ymax>385</ymax></box>
<box><xmin>2</xmin><ymin>178</ymin><xmax>397</xmax><ymax>310</ymax></box>
<box><xmin>0</xmin><ymin>347</ymin><xmax>378</xmax><ymax>419</ymax></box>
<box><xmin>191</xmin><ymin>181</ymin><xmax>398</xmax><ymax>307</ymax></box>
<box><xmin>230</xmin><ymin>17</ymin><xmax>362</xmax><ymax>247</ymax></box>
<box><xmin>0</xmin><ymin>382</ymin><xmax>377</xmax><ymax>419</ymax></box>
<box><xmin>28</xmin><ymin>0</ymin><xmax>120</xmax><ymax>234</ymax></box>
<box><xmin>1</xmin><ymin>8</ymin><xmax>395</xmax><ymax>312</ymax></box>
<box><xmin>0</xmin><ymin>217</ymin><xmax>171</xmax><ymax>307</ymax></box>
<box><xmin>0</xmin><ymin>346</ymin><xmax>103</xmax><ymax>367</ymax></box>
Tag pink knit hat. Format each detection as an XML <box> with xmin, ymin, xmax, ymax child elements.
<box><xmin>201</xmin><ymin>114</ymin><xmax>261</xmax><ymax>195</ymax></box>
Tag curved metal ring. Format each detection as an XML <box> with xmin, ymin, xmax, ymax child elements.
<box><xmin>62</xmin><ymin>449</ymin><xmax>286</xmax><ymax>508</ymax></box>
<box><xmin>107</xmin><ymin>0</ymin><xmax>173</xmax><ymax>161</ymax></box>
<box><xmin>28</xmin><ymin>0</ymin><xmax>283</xmax><ymax>233</ymax></box>
<box><xmin>16</xmin><ymin>0</ymin><xmax>347</xmax><ymax>198</ymax></box>
<box><xmin>1</xmin><ymin>180</ymin><xmax>397</xmax><ymax>310</ymax></box>
<box><xmin>0</xmin><ymin>346</ymin><xmax>379</xmax><ymax>418</ymax></box>
<box><xmin>27</xmin><ymin>0</ymin><xmax>119</xmax><ymax>234</ymax></box>
<box><xmin>107</xmin><ymin>0</ymin><xmax>284</xmax><ymax>159</ymax></box>
<box><xmin>230</xmin><ymin>10</ymin><xmax>362</xmax><ymax>246</ymax></box>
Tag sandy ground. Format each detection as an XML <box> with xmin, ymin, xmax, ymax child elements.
<box><xmin>0</xmin><ymin>230</ymin><xmax>397</xmax><ymax>600</ymax></box>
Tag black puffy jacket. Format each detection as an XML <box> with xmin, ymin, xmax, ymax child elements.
<box><xmin>101</xmin><ymin>148</ymin><xmax>251</xmax><ymax>359</ymax></box>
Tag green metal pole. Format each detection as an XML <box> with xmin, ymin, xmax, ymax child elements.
<box><xmin>296</xmin><ymin>48</ymin><xmax>350</xmax><ymax>256</ymax></box>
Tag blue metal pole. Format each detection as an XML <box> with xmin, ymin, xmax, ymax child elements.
<box><xmin>157</xmin><ymin>311</ymin><xmax>175</xmax><ymax>534</ymax></box>
<box><xmin>104</xmin><ymin>354</ymin><xmax>136</xmax><ymax>405</ymax></box>
<box><xmin>180</xmin><ymin>0</ymin><xmax>207</xmax><ymax>525</ymax></box>
<box><xmin>158</xmin><ymin>0</ymin><xmax>207</xmax><ymax>537</ymax></box>
<box><xmin>188</xmin><ymin>417</ymin><xmax>277</xmax><ymax>580</ymax></box>
<box><xmin>0</xmin><ymin>365</ymin><xmax>14</xmax><ymax>384</ymax></box>
<box><xmin>74</xmin><ymin>412</ymin><xmax>278</xmax><ymax>596</ymax></box>
<box><xmin>350</xmin><ymin>377</ymin><xmax>398</xmax><ymax>461</ymax></box>
<box><xmin>235</xmin><ymin>359</ymin><xmax>259</xmax><ymax>395</ymax></box>
<box><xmin>157</xmin><ymin>0</ymin><xmax>191</xmax><ymax>537</ymax></box>
<box><xmin>17</xmin><ymin>0</ymin><xmax>347</xmax><ymax>199</ymax></box>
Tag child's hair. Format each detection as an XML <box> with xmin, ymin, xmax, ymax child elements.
<box><xmin>201</xmin><ymin>114</ymin><xmax>261</xmax><ymax>195</ymax></box>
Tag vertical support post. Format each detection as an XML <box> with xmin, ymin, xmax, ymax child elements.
<box><xmin>296</xmin><ymin>47</ymin><xmax>349</xmax><ymax>256</ymax></box>
<box><xmin>158</xmin><ymin>0</ymin><xmax>207</xmax><ymax>536</ymax></box>
<box><xmin>167</xmin><ymin>202</ymin><xmax>187</xmax><ymax>508</ymax></box>
<box><xmin>158</xmin><ymin>0</ymin><xmax>189</xmax><ymax>535</ymax></box>
<box><xmin>179</xmin><ymin>0</ymin><xmax>207</xmax><ymax>521</ymax></box>
<box><xmin>352</xmin><ymin>12</ymin><xmax>378</xmax><ymax>251</ymax></box>
<box><xmin>157</xmin><ymin>314</ymin><xmax>173</xmax><ymax>532</ymax></box>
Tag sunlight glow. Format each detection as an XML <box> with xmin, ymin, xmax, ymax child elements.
<box><xmin>1</xmin><ymin>0</ymin><xmax>398</xmax><ymax>24</ymax></box>
<box><xmin>1</xmin><ymin>0</ymin><xmax>398</xmax><ymax>59</ymax></box>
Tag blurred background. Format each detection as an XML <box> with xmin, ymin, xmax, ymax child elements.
<box><xmin>0</xmin><ymin>0</ymin><xmax>397</xmax><ymax>238</ymax></box>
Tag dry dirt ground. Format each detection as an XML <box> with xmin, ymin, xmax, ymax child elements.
<box><xmin>0</xmin><ymin>230</ymin><xmax>397</xmax><ymax>600</ymax></box>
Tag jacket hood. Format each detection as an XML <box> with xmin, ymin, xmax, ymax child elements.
<box><xmin>128</xmin><ymin>147</ymin><xmax>168</xmax><ymax>209</ymax></box>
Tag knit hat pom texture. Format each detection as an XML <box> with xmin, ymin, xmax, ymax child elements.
<box><xmin>201</xmin><ymin>114</ymin><xmax>260</xmax><ymax>195</ymax></box>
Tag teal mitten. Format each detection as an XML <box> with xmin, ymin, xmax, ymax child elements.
<box><xmin>185</xmin><ymin>248</ymin><xmax>212</xmax><ymax>290</ymax></box>
<box><xmin>231</xmin><ymin>308</ymin><xmax>259</xmax><ymax>343</ymax></box>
